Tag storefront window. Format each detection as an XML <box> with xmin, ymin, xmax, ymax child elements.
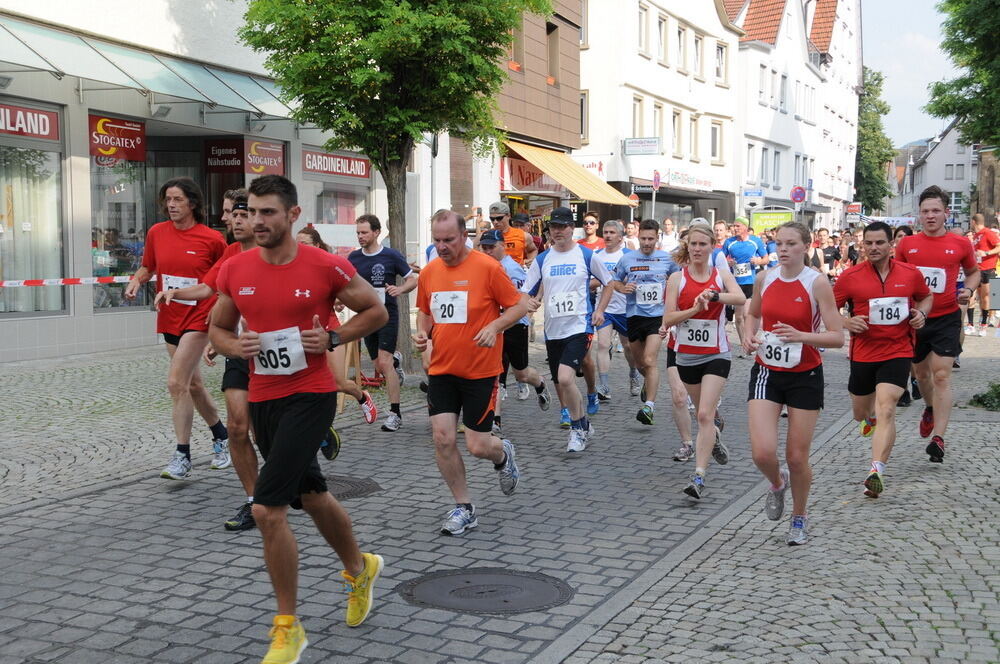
<box><xmin>301</xmin><ymin>179</ymin><xmax>369</xmax><ymax>257</ymax></box>
<box><xmin>0</xmin><ymin>146</ymin><xmax>65</xmax><ymax>313</ymax></box>
<box><xmin>90</xmin><ymin>157</ymin><xmax>148</xmax><ymax>310</ymax></box>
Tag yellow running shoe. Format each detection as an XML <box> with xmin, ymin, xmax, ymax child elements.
<box><xmin>859</xmin><ymin>417</ymin><xmax>876</xmax><ymax>437</ymax></box>
<box><xmin>342</xmin><ymin>552</ymin><xmax>384</xmax><ymax>627</ymax></box>
<box><xmin>261</xmin><ymin>615</ymin><xmax>307</xmax><ymax>664</ymax></box>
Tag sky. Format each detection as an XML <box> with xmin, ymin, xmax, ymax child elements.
<box><xmin>860</xmin><ymin>0</ymin><xmax>958</xmax><ymax>146</ymax></box>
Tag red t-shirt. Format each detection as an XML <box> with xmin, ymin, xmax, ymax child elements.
<box><xmin>896</xmin><ymin>232</ymin><xmax>976</xmax><ymax>318</ymax></box>
<box><xmin>216</xmin><ymin>245</ymin><xmax>356</xmax><ymax>402</ymax></box>
<box><xmin>757</xmin><ymin>268</ymin><xmax>823</xmax><ymax>372</ymax></box>
<box><xmin>142</xmin><ymin>221</ymin><xmax>226</xmax><ymax>335</ymax></box>
<box><xmin>578</xmin><ymin>237</ymin><xmax>605</xmax><ymax>251</ymax></box>
<box><xmin>833</xmin><ymin>260</ymin><xmax>930</xmax><ymax>362</ymax></box>
<box><xmin>203</xmin><ymin>242</ymin><xmax>243</xmax><ymax>291</ymax></box>
<box><xmin>974</xmin><ymin>227</ymin><xmax>1000</xmax><ymax>270</ymax></box>
<box><xmin>672</xmin><ymin>267</ymin><xmax>728</xmax><ymax>355</ymax></box>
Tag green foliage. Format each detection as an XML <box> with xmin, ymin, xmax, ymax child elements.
<box><xmin>854</xmin><ymin>67</ymin><xmax>895</xmax><ymax>213</ymax></box>
<box><xmin>239</xmin><ymin>0</ymin><xmax>552</xmax><ymax>169</ymax></box>
<box><xmin>926</xmin><ymin>0</ymin><xmax>1000</xmax><ymax>145</ymax></box>
<box><xmin>969</xmin><ymin>381</ymin><xmax>1000</xmax><ymax>410</ymax></box>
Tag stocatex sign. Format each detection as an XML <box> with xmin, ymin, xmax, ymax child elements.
<box><xmin>205</xmin><ymin>139</ymin><xmax>285</xmax><ymax>175</ymax></box>
<box><xmin>89</xmin><ymin>114</ymin><xmax>145</xmax><ymax>164</ymax></box>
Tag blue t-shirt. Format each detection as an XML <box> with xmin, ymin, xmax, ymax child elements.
<box><xmin>766</xmin><ymin>240</ymin><xmax>778</xmax><ymax>268</ymax></box>
<box><xmin>500</xmin><ymin>254</ymin><xmax>530</xmax><ymax>326</ymax></box>
<box><xmin>722</xmin><ymin>235</ymin><xmax>767</xmax><ymax>285</ymax></box>
<box><xmin>347</xmin><ymin>246</ymin><xmax>413</xmax><ymax>312</ymax></box>
<box><xmin>613</xmin><ymin>249</ymin><xmax>680</xmax><ymax>318</ymax></box>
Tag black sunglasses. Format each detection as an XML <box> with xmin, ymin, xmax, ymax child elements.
<box><xmin>489</xmin><ymin>215</ymin><xmax>507</xmax><ymax>221</ymax></box>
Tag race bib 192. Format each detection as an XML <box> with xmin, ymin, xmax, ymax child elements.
<box><xmin>678</xmin><ymin>318</ymin><xmax>718</xmax><ymax>348</ymax></box>
<box><xmin>255</xmin><ymin>326</ymin><xmax>308</xmax><ymax>376</ymax></box>
<box><xmin>868</xmin><ymin>296</ymin><xmax>908</xmax><ymax>326</ymax></box>
<box><xmin>431</xmin><ymin>291</ymin><xmax>468</xmax><ymax>324</ymax></box>
<box><xmin>635</xmin><ymin>282</ymin><xmax>663</xmax><ymax>306</ymax></box>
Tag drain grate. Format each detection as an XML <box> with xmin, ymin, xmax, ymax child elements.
<box><xmin>396</xmin><ymin>567</ymin><xmax>574</xmax><ymax>615</ymax></box>
<box><xmin>327</xmin><ymin>475</ymin><xmax>381</xmax><ymax>501</ymax></box>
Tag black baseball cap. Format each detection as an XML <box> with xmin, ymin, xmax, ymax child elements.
<box><xmin>548</xmin><ymin>207</ymin><xmax>575</xmax><ymax>225</ymax></box>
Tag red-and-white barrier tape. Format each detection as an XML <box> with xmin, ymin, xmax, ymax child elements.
<box><xmin>0</xmin><ymin>275</ymin><xmax>157</xmax><ymax>287</ymax></box>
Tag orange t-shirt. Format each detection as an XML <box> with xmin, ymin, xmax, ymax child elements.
<box><xmin>503</xmin><ymin>227</ymin><xmax>528</xmax><ymax>265</ymax></box>
<box><xmin>416</xmin><ymin>250</ymin><xmax>523</xmax><ymax>379</ymax></box>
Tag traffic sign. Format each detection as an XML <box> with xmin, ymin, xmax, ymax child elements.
<box><xmin>628</xmin><ymin>193</ymin><xmax>640</xmax><ymax>203</ymax></box>
<box><xmin>790</xmin><ymin>186</ymin><xmax>806</xmax><ymax>203</ymax></box>
<box><xmin>652</xmin><ymin>170</ymin><xmax>661</xmax><ymax>191</ymax></box>
<box><xmin>846</xmin><ymin>202</ymin><xmax>863</xmax><ymax>214</ymax></box>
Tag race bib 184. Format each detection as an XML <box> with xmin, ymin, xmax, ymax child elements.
<box><xmin>868</xmin><ymin>296</ymin><xmax>908</xmax><ymax>326</ymax></box>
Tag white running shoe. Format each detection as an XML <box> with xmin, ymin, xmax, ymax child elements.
<box><xmin>498</xmin><ymin>385</ymin><xmax>507</xmax><ymax>401</ymax></box>
<box><xmin>161</xmin><ymin>451</ymin><xmax>192</xmax><ymax>480</ymax></box>
<box><xmin>566</xmin><ymin>429</ymin><xmax>587</xmax><ymax>453</ymax></box>
<box><xmin>516</xmin><ymin>382</ymin><xmax>530</xmax><ymax>400</ymax></box>
<box><xmin>964</xmin><ymin>324</ymin><xmax>976</xmax><ymax>335</ymax></box>
<box><xmin>210</xmin><ymin>439</ymin><xmax>231</xmax><ymax>470</ymax></box>
<box><xmin>381</xmin><ymin>413</ymin><xmax>402</xmax><ymax>432</ymax></box>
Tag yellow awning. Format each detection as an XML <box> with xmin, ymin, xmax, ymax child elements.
<box><xmin>506</xmin><ymin>140</ymin><xmax>637</xmax><ymax>207</ymax></box>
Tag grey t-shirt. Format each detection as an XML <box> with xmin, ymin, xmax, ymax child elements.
<box><xmin>675</xmin><ymin>350</ymin><xmax>731</xmax><ymax>366</ymax></box>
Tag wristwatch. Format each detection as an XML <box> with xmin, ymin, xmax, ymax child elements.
<box><xmin>327</xmin><ymin>330</ymin><xmax>342</xmax><ymax>351</ymax></box>
<box><xmin>709</xmin><ymin>290</ymin><xmax>721</xmax><ymax>302</ymax></box>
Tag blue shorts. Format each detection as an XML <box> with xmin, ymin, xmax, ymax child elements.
<box><xmin>599</xmin><ymin>312</ymin><xmax>628</xmax><ymax>335</ymax></box>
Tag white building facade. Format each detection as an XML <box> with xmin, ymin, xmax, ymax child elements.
<box><xmin>574</xmin><ymin>0</ymin><xmax>743</xmax><ymax>224</ymax></box>
<box><xmin>729</xmin><ymin>0</ymin><xmax>860</xmax><ymax>230</ymax></box>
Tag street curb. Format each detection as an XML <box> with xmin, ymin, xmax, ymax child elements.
<box><xmin>531</xmin><ymin>406</ymin><xmax>857</xmax><ymax>664</ymax></box>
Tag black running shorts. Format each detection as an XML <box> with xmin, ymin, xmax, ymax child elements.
<box><xmin>676</xmin><ymin>358</ymin><xmax>731</xmax><ymax>384</ymax></box>
<box><xmin>250</xmin><ymin>392</ymin><xmax>336</xmax><ymax>508</ymax></box>
<box><xmin>545</xmin><ymin>333</ymin><xmax>591</xmax><ymax>384</ymax></box>
<box><xmin>162</xmin><ymin>329</ymin><xmax>201</xmax><ymax>347</ymax></box>
<box><xmin>980</xmin><ymin>268</ymin><xmax>995</xmax><ymax>284</ymax></box>
<box><xmin>221</xmin><ymin>357</ymin><xmax>250</xmax><ymax>392</ymax></box>
<box><xmin>848</xmin><ymin>357</ymin><xmax>911</xmax><ymax>395</ymax></box>
<box><xmin>748</xmin><ymin>363</ymin><xmax>824</xmax><ymax>410</ymax></box>
<box><xmin>626</xmin><ymin>315</ymin><xmax>662</xmax><ymax>343</ymax></box>
<box><xmin>426</xmin><ymin>374</ymin><xmax>497</xmax><ymax>433</ymax></box>
<box><xmin>914</xmin><ymin>309</ymin><xmax>962</xmax><ymax>362</ymax></box>
<box><xmin>363</xmin><ymin>311</ymin><xmax>399</xmax><ymax>359</ymax></box>
<box><xmin>502</xmin><ymin>323</ymin><xmax>530</xmax><ymax>372</ymax></box>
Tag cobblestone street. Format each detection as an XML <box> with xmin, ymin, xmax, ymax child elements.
<box><xmin>0</xmin><ymin>333</ymin><xmax>997</xmax><ymax>663</ymax></box>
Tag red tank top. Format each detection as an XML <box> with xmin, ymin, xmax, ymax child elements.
<box><xmin>672</xmin><ymin>267</ymin><xmax>727</xmax><ymax>355</ymax></box>
<box><xmin>756</xmin><ymin>267</ymin><xmax>822</xmax><ymax>371</ymax></box>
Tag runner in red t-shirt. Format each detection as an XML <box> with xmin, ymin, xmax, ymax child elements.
<box><xmin>971</xmin><ymin>213</ymin><xmax>1000</xmax><ymax>334</ymax></box>
<box><xmin>124</xmin><ymin>177</ymin><xmax>229</xmax><ymax>482</ymax></box>
<box><xmin>577</xmin><ymin>212</ymin><xmax>606</xmax><ymax>250</ymax></box>
<box><xmin>834</xmin><ymin>221</ymin><xmax>932</xmax><ymax>498</ymax></box>
<box><xmin>895</xmin><ymin>186</ymin><xmax>980</xmax><ymax>462</ymax></box>
<box><xmin>209</xmin><ymin>175</ymin><xmax>387</xmax><ymax>662</ymax></box>
<box><xmin>154</xmin><ymin>191</ymin><xmax>265</xmax><ymax>532</ymax></box>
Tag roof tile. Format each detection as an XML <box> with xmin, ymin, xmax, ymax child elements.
<box><xmin>723</xmin><ymin>0</ymin><xmax>746</xmax><ymax>21</ymax></box>
<box><xmin>740</xmin><ymin>0</ymin><xmax>786</xmax><ymax>44</ymax></box>
<box><xmin>809</xmin><ymin>0</ymin><xmax>838</xmax><ymax>53</ymax></box>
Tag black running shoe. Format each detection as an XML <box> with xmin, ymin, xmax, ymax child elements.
<box><xmin>910</xmin><ymin>378</ymin><xmax>921</xmax><ymax>401</ymax></box>
<box><xmin>320</xmin><ymin>425</ymin><xmax>341</xmax><ymax>461</ymax></box>
<box><xmin>926</xmin><ymin>435</ymin><xmax>945</xmax><ymax>463</ymax></box>
<box><xmin>224</xmin><ymin>502</ymin><xmax>256</xmax><ymax>531</ymax></box>
<box><xmin>419</xmin><ymin>380</ymin><xmax>428</xmax><ymax>393</ymax></box>
<box><xmin>897</xmin><ymin>390</ymin><xmax>911</xmax><ymax>407</ymax></box>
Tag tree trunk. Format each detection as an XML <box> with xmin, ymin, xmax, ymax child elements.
<box><xmin>382</xmin><ymin>156</ymin><xmax>415</xmax><ymax>373</ymax></box>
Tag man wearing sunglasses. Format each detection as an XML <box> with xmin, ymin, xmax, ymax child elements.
<box><xmin>578</xmin><ymin>212</ymin><xmax>606</xmax><ymax>251</ymax></box>
<box><xmin>489</xmin><ymin>201</ymin><xmax>538</xmax><ymax>267</ymax></box>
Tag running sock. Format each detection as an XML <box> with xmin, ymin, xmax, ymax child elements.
<box><xmin>177</xmin><ymin>444</ymin><xmax>191</xmax><ymax>460</ymax></box>
<box><xmin>209</xmin><ymin>420</ymin><xmax>228</xmax><ymax>441</ymax></box>
<box><xmin>871</xmin><ymin>460</ymin><xmax>885</xmax><ymax>474</ymax></box>
<box><xmin>390</xmin><ymin>403</ymin><xmax>401</xmax><ymax>417</ymax></box>
<box><xmin>967</xmin><ymin>307</ymin><xmax>976</xmax><ymax>325</ymax></box>
<box><xmin>645</xmin><ymin>400</ymin><xmax>655</xmax><ymax>410</ymax></box>
<box><xmin>599</xmin><ymin>372</ymin><xmax>609</xmax><ymax>387</ymax></box>
<box><xmin>246</xmin><ymin>496</ymin><xmax>253</xmax><ymax>503</ymax></box>
<box><xmin>356</xmin><ymin>393</ymin><xmax>365</xmax><ymax>403</ymax></box>
<box><xmin>535</xmin><ymin>381</ymin><xmax>547</xmax><ymax>394</ymax></box>
<box><xmin>982</xmin><ymin>309</ymin><xmax>990</xmax><ymax>325</ymax></box>
<box><xmin>459</xmin><ymin>503</ymin><xmax>473</xmax><ymax>512</ymax></box>
<box><xmin>631</xmin><ymin>368</ymin><xmax>641</xmax><ymax>380</ymax></box>
<box><xmin>493</xmin><ymin>453</ymin><xmax>507</xmax><ymax>470</ymax></box>
<box><xmin>695</xmin><ymin>467</ymin><xmax>706</xmax><ymax>477</ymax></box>
<box><xmin>770</xmin><ymin>478</ymin><xmax>785</xmax><ymax>491</ymax></box>
<box><xmin>494</xmin><ymin>416</ymin><xmax>502</xmax><ymax>428</ymax></box>
<box><xmin>571</xmin><ymin>416</ymin><xmax>590</xmax><ymax>430</ymax></box>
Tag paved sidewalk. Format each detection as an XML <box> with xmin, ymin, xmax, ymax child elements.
<box><xmin>0</xmin><ymin>332</ymin><xmax>997</xmax><ymax>663</ymax></box>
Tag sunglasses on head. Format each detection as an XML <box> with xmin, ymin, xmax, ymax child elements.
<box><xmin>490</xmin><ymin>215</ymin><xmax>506</xmax><ymax>221</ymax></box>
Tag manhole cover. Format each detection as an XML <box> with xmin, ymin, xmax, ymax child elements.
<box><xmin>395</xmin><ymin>568</ymin><xmax>574</xmax><ymax>615</ymax></box>
<box><xmin>327</xmin><ymin>475</ymin><xmax>381</xmax><ymax>501</ymax></box>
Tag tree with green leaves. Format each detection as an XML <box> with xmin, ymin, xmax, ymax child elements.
<box><xmin>926</xmin><ymin>0</ymin><xmax>1000</xmax><ymax>145</ymax></box>
<box><xmin>239</xmin><ymin>0</ymin><xmax>552</xmax><ymax>364</ymax></box>
<box><xmin>854</xmin><ymin>67</ymin><xmax>895</xmax><ymax>214</ymax></box>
